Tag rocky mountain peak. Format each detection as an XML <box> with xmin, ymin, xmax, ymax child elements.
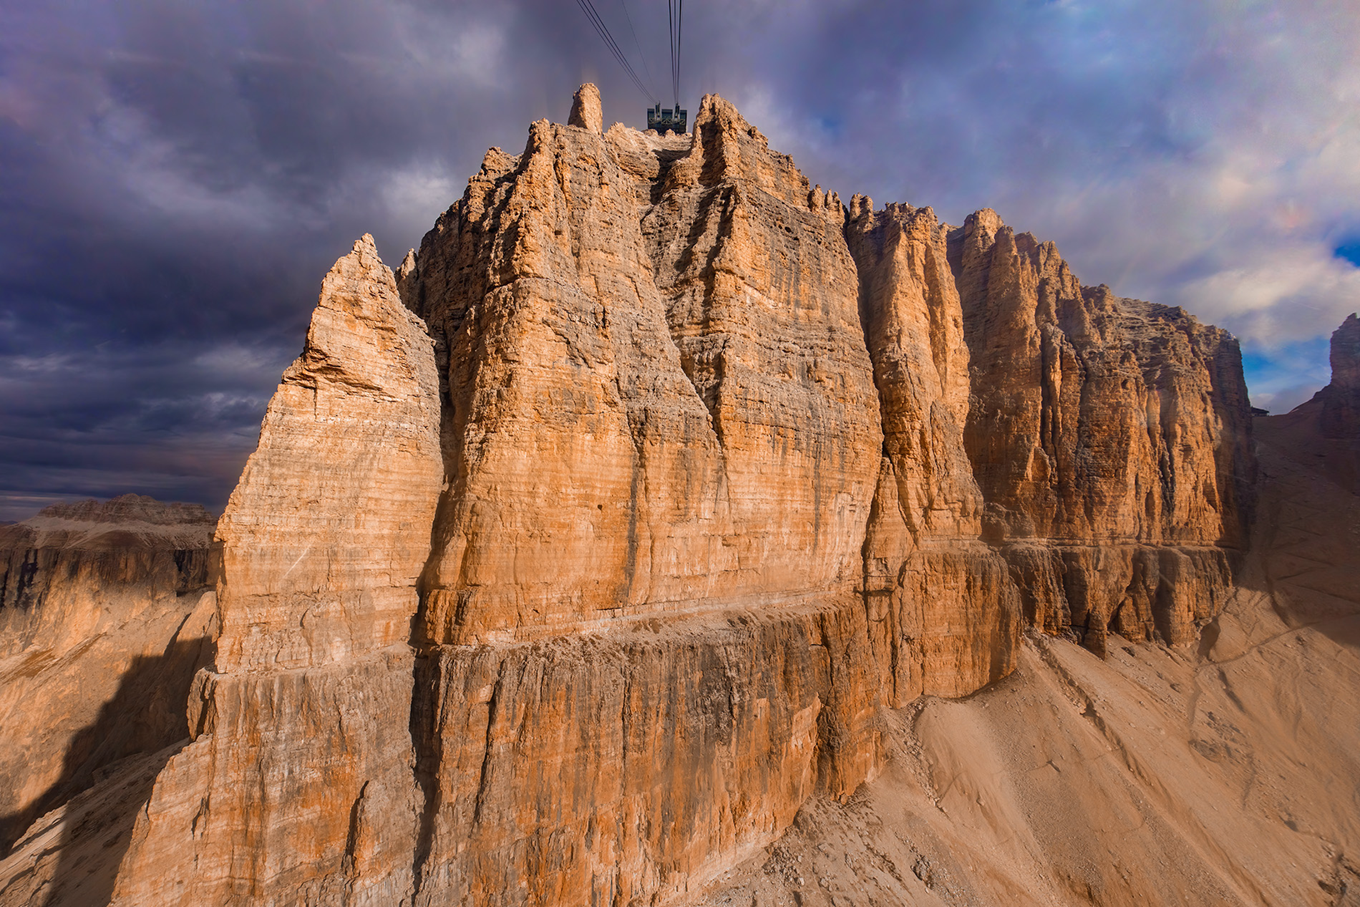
<box><xmin>32</xmin><ymin>494</ymin><xmax>214</xmax><ymax>528</ymax></box>
<box><xmin>3</xmin><ymin>494</ymin><xmax>216</xmax><ymax>551</ymax></box>
<box><xmin>1331</xmin><ymin>312</ymin><xmax>1360</xmax><ymax>389</ymax></box>
<box><xmin>15</xmin><ymin>86</ymin><xmax>1261</xmax><ymax>907</ymax></box>
<box><xmin>568</xmin><ymin>81</ymin><xmax>603</xmax><ymax>133</ymax></box>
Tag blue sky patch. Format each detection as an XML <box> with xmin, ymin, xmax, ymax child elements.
<box><xmin>1335</xmin><ymin>240</ymin><xmax>1360</xmax><ymax>268</ymax></box>
<box><xmin>1241</xmin><ymin>335</ymin><xmax>1331</xmax><ymax>413</ymax></box>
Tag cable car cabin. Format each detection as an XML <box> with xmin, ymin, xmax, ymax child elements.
<box><xmin>647</xmin><ymin>104</ymin><xmax>687</xmax><ymax>135</ymax></box>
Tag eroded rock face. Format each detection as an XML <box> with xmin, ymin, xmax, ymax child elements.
<box><xmin>394</xmin><ymin>93</ymin><xmax>887</xmax><ymax>905</ymax></box>
<box><xmin>58</xmin><ymin>88</ymin><xmax>1259</xmax><ymax>907</ymax></box>
<box><xmin>1320</xmin><ymin>313</ymin><xmax>1360</xmax><ymax>438</ymax></box>
<box><xmin>410</xmin><ymin>115</ymin><xmax>735</xmax><ymax>643</ymax></box>
<box><xmin>111</xmin><ymin>236</ymin><xmax>444</xmax><ymax>906</ymax></box>
<box><xmin>642</xmin><ymin>97</ymin><xmax>883</xmax><ymax>599</ymax></box>
<box><xmin>0</xmin><ymin>496</ymin><xmax>215</xmax><ymax>857</ymax></box>
<box><xmin>0</xmin><ymin>495</ymin><xmax>213</xmax><ymax>651</ymax></box>
<box><xmin>409</xmin><ymin>94</ymin><xmax>881</xmax><ymax>646</ymax></box>
<box><xmin>846</xmin><ymin>201</ymin><xmax>1019</xmax><ymax>701</ymax></box>
<box><xmin>408</xmin><ymin>598</ymin><xmax>880</xmax><ymax>906</ymax></box>
<box><xmin>949</xmin><ymin>209</ymin><xmax>1255</xmax><ymax>653</ymax></box>
<box><xmin>568</xmin><ymin>81</ymin><xmax>603</xmax><ymax>134</ymax></box>
<box><xmin>214</xmin><ymin>234</ymin><xmax>444</xmax><ymax>672</ymax></box>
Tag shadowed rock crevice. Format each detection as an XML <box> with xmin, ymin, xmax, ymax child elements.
<box><xmin>407</xmin><ymin>652</ymin><xmax>445</xmax><ymax>900</ymax></box>
<box><xmin>845</xmin><ymin>199</ymin><xmax>1020</xmax><ymax>703</ymax></box>
<box><xmin>647</xmin><ymin>181</ymin><xmax>737</xmax><ymax>433</ymax></box>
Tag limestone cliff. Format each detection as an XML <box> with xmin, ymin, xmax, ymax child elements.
<box><xmin>110</xmin><ymin>234</ymin><xmax>445</xmax><ymax>906</ymax></box>
<box><xmin>0</xmin><ymin>87</ymin><xmax>1261</xmax><ymax>907</ymax></box>
<box><xmin>0</xmin><ymin>496</ymin><xmax>215</xmax><ymax>861</ymax></box>
<box><xmin>949</xmin><ymin>209</ymin><xmax>1255</xmax><ymax>654</ymax></box>
<box><xmin>408</xmin><ymin>91</ymin><xmax>881</xmax><ymax>644</ymax></box>
<box><xmin>1284</xmin><ymin>313</ymin><xmax>1360</xmax><ymax>495</ymax></box>
<box><xmin>845</xmin><ymin>200</ymin><xmax>1019</xmax><ymax>703</ymax></box>
<box><xmin>354</xmin><ymin>89</ymin><xmax>884</xmax><ymax>906</ymax></box>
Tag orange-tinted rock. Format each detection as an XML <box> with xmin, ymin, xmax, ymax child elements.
<box><xmin>409</xmin><ymin>94</ymin><xmax>881</xmax><ymax>645</ymax></box>
<box><xmin>1003</xmin><ymin>542</ymin><xmax>1234</xmax><ymax>657</ymax></box>
<box><xmin>410</xmin><ymin>120</ymin><xmax>732</xmax><ymax>642</ymax></box>
<box><xmin>111</xmin><ymin>652</ymin><xmax>424</xmax><ymax>906</ymax></box>
<box><xmin>393</xmin><ymin>91</ymin><xmax>888</xmax><ymax>906</ymax></box>
<box><xmin>637</xmin><ymin>95</ymin><xmax>883</xmax><ymax>610</ymax></box>
<box><xmin>3</xmin><ymin>88</ymin><xmax>1262</xmax><ymax>907</ymax></box>
<box><xmin>567</xmin><ymin>82</ymin><xmax>603</xmax><ymax>134</ymax></box>
<box><xmin>111</xmin><ymin>235</ymin><xmax>444</xmax><ymax>906</ymax></box>
<box><xmin>846</xmin><ymin>201</ymin><xmax>1019</xmax><ymax>701</ymax></box>
<box><xmin>0</xmin><ymin>497</ymin><xmax>214</xmax><ymax>857</ymax></box>
<box><xmin>408</xmin><ymin>598</ymin><xmax>880</xmax><ymax>906</ymax></box>
<box><xmin>213</xmin><ymin>233</ymin><xmax>444</xmax><ymax>672</ymax></box>
<box><xmin>949</xmin><ymin>209</ymin><xmax>1256</xmax><ymax>650</ymax></box>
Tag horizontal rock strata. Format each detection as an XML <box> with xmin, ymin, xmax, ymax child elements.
<box><xmin>111</xmin><ymin>234</ymin><xmax>445</xmax><ymax>905</ymax></box>
<box><xmin>408</xmin><ymin>95</ymin><xmax>882</xmax><ymax>648</ymax></box>
<box><xmin>408</xmin><ymin>599</ymin><xmax>879</xmax><ymax>906</ymax></box>
<box><xmin>4</xmin><ymin>87</ymin><xmax>1258</xmax><ymax>907</ymax></box>
<box><xmin>847</xmin><ymin>200</ymin><xmax>1020</xmax><ymax>703</ymax></box>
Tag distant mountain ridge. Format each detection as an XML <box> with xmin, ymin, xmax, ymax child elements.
<box><xmin>3</xmin><ymin>494</ymin><xmax>215</xmax><ymax>551</ymax></box>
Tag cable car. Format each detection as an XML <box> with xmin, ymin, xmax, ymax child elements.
<box><xmin>647</xmin><ymin>104</ymin><xmax>687</xmax><ymax>135</ymax></box>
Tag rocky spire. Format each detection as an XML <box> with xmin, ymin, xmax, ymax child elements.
<box><xmin>567</xmin><ymin>82</ymin><xmax>603</xmax><ymax>134</ymax></box>
<box><xmin>1321</xmin><ymin>312</ymin><xmax>1360</xmax><ymax>437</ymax></box>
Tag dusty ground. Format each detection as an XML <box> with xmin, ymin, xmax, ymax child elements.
<box><xmin>693</xmin><ymin>410</ymin><xmax>1360</xmax><ymax>907</ymax></box>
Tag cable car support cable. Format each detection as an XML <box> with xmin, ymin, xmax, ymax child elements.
<box><xmin>574</xmin><ymin>0</ymin><xmax>656</xmax><ymax>103</ymax></box>
<box><xmin>675</xmin><ymin>0</ymin><xmax>683</xmax><ymax>109</ymax></box>
<box><xmin>667</xmin><ymin>0</ymin><xmax>683</xmax><ymax>109</ymax></box>
<box><xmin>618</xmin><ymin>0</ymin><xmax>658</xmax><ymax>104</ymax></box>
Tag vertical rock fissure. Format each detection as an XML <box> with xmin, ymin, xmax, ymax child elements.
<box><xmin>409</xmin><ymin>651</ymin><xmax>443</xmax><ymax>899</ymax></box>
<box><xmin>471</xmin><ymin>657</ymin><xmax>508</xmax><ymax>827</ymax></box>
<box><xmin>643</xmin><ymin>182</ymin><xmax>739</xmax><ymax>437</ymax></box>
<box><xmin>952</xmin><ymin>211</ymin><xmax>1254</xmax><ymax>653</ymax></box>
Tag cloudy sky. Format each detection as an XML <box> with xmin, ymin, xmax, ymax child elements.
<box><xmin>1</xmin><ymin>0</ymin><xmax>1357</xmax><ymax>520</ymax></box>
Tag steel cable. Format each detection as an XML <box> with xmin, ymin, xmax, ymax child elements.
<box><xmin>575</xmin><ymin>0</ymin><xmax>656</xmax><ymax>103</ymax></box>
<box><xmin>618</xmin><ymin>0</ymin><xmax>658</xmax><ymax>103</ymax></box>
<box><xmin>667</xmin><ymin>0</ymin><xmax>676</xmax><ymax>107</ymax></box>
<box><xmin>675</xmin><ymin>0</ymin><xmax>682</xmax><ymax>109</ymax></box>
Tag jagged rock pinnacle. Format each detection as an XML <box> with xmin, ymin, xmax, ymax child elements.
<box><xmin>568</xmin><ymin>82</ymin><xmax>603</xmax><ymax>134</ymax></box>
<box><xmin>1322</xmin><ymin>312</ymin><xmax>1360</xmax><ymax>437</ymax></box>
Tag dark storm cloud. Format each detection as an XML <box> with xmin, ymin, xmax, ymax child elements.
<box><xmin>0</xmin><ymin>0</ymin><xmax>532</xmax><ymax>518</ymax></box>
<box><xmin>1</xmin><ymin>0</ymin><xmax>1358</xmax><ymax>520</ymax></box>
<box><xmin>0</xmin><ymin>340</ymin><xmax>273</xmax><ymax>520</ymax></box>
